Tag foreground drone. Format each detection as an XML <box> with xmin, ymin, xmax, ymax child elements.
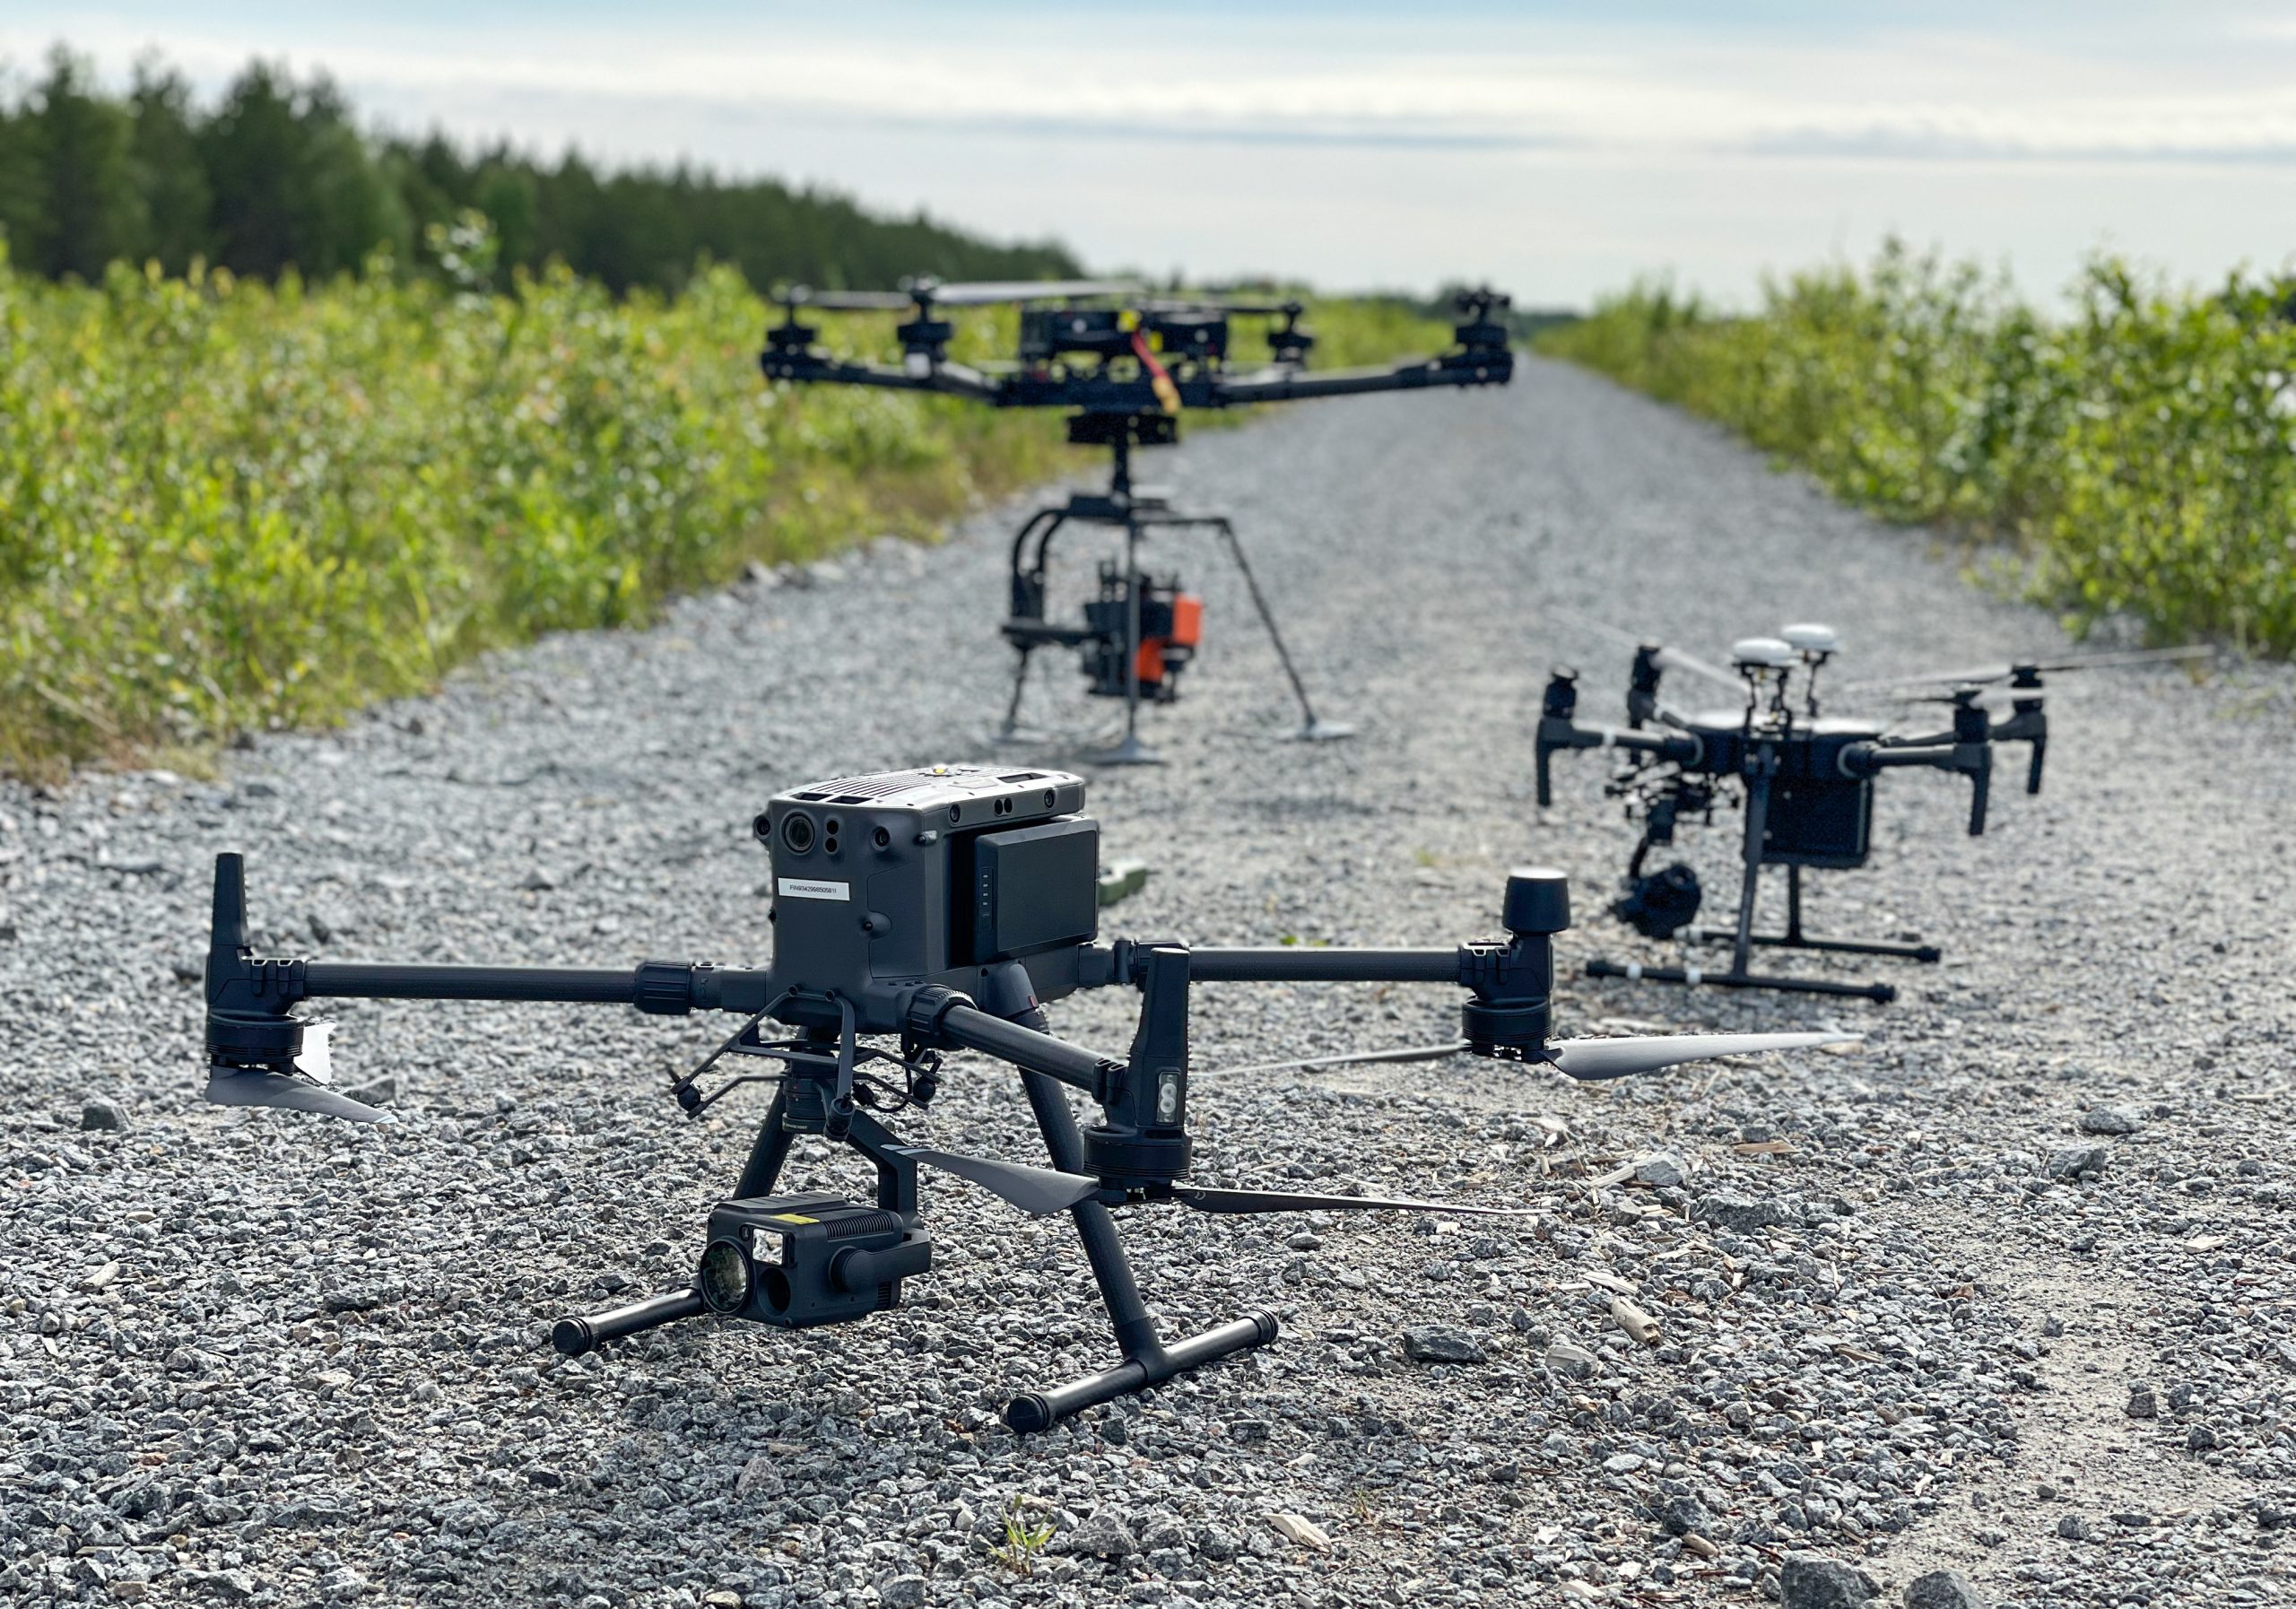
<box><xmin>204</xmin><ymin>764</ymin><xmax>1846</xmax><ymax>1430</ymax></box>
<box><xmin>761</xmin><ymin>279</ymin><xmax>1514</xmax><ymax>762</ymax></box>
<box><xmin>1535</xmin><ymin>622</ymin><xmax>2209</xmax><ymax>1001</ymax></box>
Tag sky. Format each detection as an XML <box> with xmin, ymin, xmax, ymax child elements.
<box><xmin>7</xmin><ymin>2</ymin><xmax>2295</xmax><ymax>306</ymax></box>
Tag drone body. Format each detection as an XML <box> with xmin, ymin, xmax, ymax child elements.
<box><xmin>201</xmin><ymin>763</ymin><xmax>1848</xmax><ymax>1431</ymax></box>
<box><xmin>1536</xmin><ymin>627</ymin><xmax>1999</xmax><ymax>1002</ymax></box>
<box><xmin>1536</xmin><ymin>624</ymin><xmax>2209</xmax><ymax>1000</ymax></box>
<box><xmin>762</xmin><ymin>279</ymin><xmax>1514</xmax><ymax>762</ymax></box>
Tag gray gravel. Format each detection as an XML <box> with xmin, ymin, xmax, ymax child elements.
<box><xmin>4</xmin><ymin>358</ymin><xmax>2295</xmax><ymax>1608</ymax></box>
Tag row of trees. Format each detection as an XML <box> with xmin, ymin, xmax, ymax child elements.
<box><xmin>0</xmin><ymin>48</ymin><xmax>1081</xmax><ymax>291</ymax></box>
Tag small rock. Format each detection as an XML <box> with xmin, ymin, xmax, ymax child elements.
<box><xmin>1603</xmin><ymin>1452</ymin><xmax>1644</xmax><ymax>1474</ymax></box>
<box><xmin>1268</xmin><ymin>1513</ymin><xmax>1331</xmax><ymax>1551</ymax></box>
<box><xmin>81</xmin><ymin>1098</ymin><xmax>129</xmax><ymax>1132</ymax></box>
<box><xmin>2078</xmin><ymin>1105</ymin><xmax>2141</xmax><ymax>1136</ymax></box>
<box><xmin>879</xmin><ymin>1576</ymin><xmax>928</xmax><ymax>1608</ymax></box>
<box><xmin>1634</xmin><ymin>1151</ymin><xmax>1688</xmax><ymax>1188</ymax></box>
<box><xmin>2057</xmin><ymin>1514</ymin><xmax>2093</xmax><ymax>1541</ymax></box>
<box><xmin>735</xmin><ymin>1452</ymin><xmax>783</xmax><ymax>1496</ymax></box>
<box><xmin>2047</xmin><ymin>1145</ymin><xmax>2109</xmax><ymax>1182</ymax></box>
<box><xmin>517</xmin><ymin>867</ymin><xmax>559</xmax><ymax>891</ymax></box>
<box><xmin>1403</xmin><ymin>1325</ymin><xmax>1486</xmax><ymax>1365</ymax></box>
<box><xmin>1061</xmin><ymin>1508</ymin><xmax>1137</xmax><ymax>1559</ymax></box>
<box><xmin>2126</xmin><ymin>1384</ymin><xmax>2158</xmax><ymax>1419</ymax></box>
<box><xmin>1546</xmin><ymin>1339</ymin><xmax>1598</xmax><ymax>1379</ymax></box>
<box><xmin>1662</xmin><ymin>1495</ymin><xmax>1714</xmax><ymax>1537</ymax></box>
<box><xmin>339</xmin><ymin>1074</ymin><xmax>397</xmax><ymax>1108</ymax></box>
<box><xmin>1779</xmin><ymin>1552</ymin><xmax>1876</xmax><ymax>1608</ymax></box>
<box><xmin>1905</xmin><ymin>1570</ymin><xmax>1986</xmax><ymax>1609</ymax></box>
<box><xmin>1229</xmin><ymin>1418</ymin><xmax>1272</xmax><ymax>1444</ymax></box>
<box><xmin>1692</xmin><ymin>1191</ymin><xmax>1786</xmax><ymax>1232</ymax></box>
<box><xmin>1195</xmin><ymin>1526</ymin><xmax>1239</xmax><ymax>1561</ymax></box>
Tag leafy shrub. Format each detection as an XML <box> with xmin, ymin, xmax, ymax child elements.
<box><xmin>0</xmin><ymin>227</ymin><xmax>1446</xmax><ymax>774</ymax></box>
<box><xmin>1538</xmin><ymin>241</ymin><xmax>2296</xmax><ymax>654</ymax></box>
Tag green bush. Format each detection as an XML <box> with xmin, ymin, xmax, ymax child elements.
<box><xmin>0</xmin><ymin>229</ymin><xmax>1446</xmax><ymax>775</ymax></box>
<box><xmin>1538</xmin><ymin>242</ymin><xmax>2296</xmax><ymax>655</ymax></box>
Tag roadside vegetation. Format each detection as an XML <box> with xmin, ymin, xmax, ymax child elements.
<box><xmin>0</xmin><ymin>216</ymin><xmax>1445</xmax><ymax>775</ymax></box>
<box><xmin>1538</xmin><ymin>242</ymin><xmax>2296</xmax><ymax>657</ymax></box>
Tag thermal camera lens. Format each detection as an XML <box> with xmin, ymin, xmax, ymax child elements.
<box><xmin>697</xmin><ymin>1239</ymin><xmax>752</xmax><ymax>1314</ymax></box>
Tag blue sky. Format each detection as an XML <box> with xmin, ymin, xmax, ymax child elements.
<box><xmin>8</xmin><ymin>3</ymin><xmax>2293</xmax><ymax>302</ymax></box>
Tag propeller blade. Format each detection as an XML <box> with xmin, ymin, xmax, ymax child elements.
<box><xmin>1198</xmin><ymin>1041</ymin><xmax>1472</xmax><ymax>1077</ymax></box>
<box><xmin>892</xmin><ymin>1146</ymin><xmax>1100</xmax><ymax>1215</ymax></box>
<box><xmin>927</xmin><ymin>278</ymin><xmax>1141</xmax><ymax>307</ymax></box>
<box><xmin>785</xmin><ymin>288</ymin><xmax>916</xmax><ymax>311</ymax></box>
<box><xmin>1548</xmin><ymin>1030</ymin><xmax>1861</xmax><ymax>1082</ymax></box>
<box><xmin>1656</xmin><ymin>646</ymin><xmax>1749</xmax><ymax>691</ymax></box>
<box><xmin>1893</xmin><ymin>686</ymin><xmax>2029</xmax><ymax>713</ymax></box>
<box><xmin>204</xmin><ymin>1066</ymin><xmax>391</xmax><ymax>1123</ymax></box>
<box><xmin>1170</xmin><ymin>1185</ymin><xmax>1526</xmax><ymax>1217</ymax></box>
<box><xmin>1843</xmin><ymin>645</ymin><xmax>2210</xmax><ymax>692</ymax></box>
<box><xmin>1549</xmin><ymin>609</ymin><xmax>1744</xmax><ymax>691</ymax></box>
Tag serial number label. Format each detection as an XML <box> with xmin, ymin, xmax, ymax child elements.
<box><xmin>777</xmin><ymin>878</ymin><xmax>851</xmax><ymax>901</ymax></box>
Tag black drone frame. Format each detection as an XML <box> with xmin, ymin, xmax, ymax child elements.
<box><xmin>761</xmin><ymin>280</ymin><xmax>1514</xmax><ymax>763</ymax></box>
<box><xmin>1534</xmin><ymin>638</ymin><xmax>2004</xmax><ymax>1003</ymax></box>
<box><xmin>201</xmin><ymin>768</ymin><xmax>1843</xmax><ymax>1431</ymax></box>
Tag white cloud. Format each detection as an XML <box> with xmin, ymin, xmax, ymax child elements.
<box><xmin>6</xmin><ymin>7</ymin><xmax>2295</xmax><ymax>299</ymax></box>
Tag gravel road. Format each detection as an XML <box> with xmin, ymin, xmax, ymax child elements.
<box><xmin>4</xmin><ymin>358</ymin><xmax>2293</xmax><ymax>1609</ymax></box>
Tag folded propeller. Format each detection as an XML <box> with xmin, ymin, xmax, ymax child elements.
<box><xmin>1205</xmin><ymin>1028</ymin><xmax>1859</xmax><ymax>1080</ymax></box>
<box><xmin>891</xmin><ymin>1147</ymin><xmax>1525</xmax><ymax>1219</ymax></box>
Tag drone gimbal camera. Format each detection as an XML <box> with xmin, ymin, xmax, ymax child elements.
<box><xmin>761</xmin><ymin>280</ymin><xmax>1515</xmax><ymax>763</ymax></box>
<box><xmin>1535</xmin><ymin>622</ymin><xmax>2211</xmax><ymax>1001</ymax></box>
<box><xmin>203</xmin><ymin>764</ymin><xmax>1848</xmax><ymax>1431</ymax></box>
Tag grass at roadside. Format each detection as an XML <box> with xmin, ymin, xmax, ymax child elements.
<box><xmin>1536</xmin><ymin>243</ymin><xmax>2296</xmax><ymax>657</ymax></box>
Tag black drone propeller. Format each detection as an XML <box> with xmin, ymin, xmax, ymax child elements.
<box><xmin>891</xmin><ymin>1147</ymin><xmax>1524</xmax><ymax>1218</ymax></box>
<box><xmin>1205</xmin><ymin>1029</ymin><xmax>1860</xmax><ymax>1080</ymax></box>
<box><xmin>1841</xmin><ymin>644</ymin><xmax>2211</xmax><ymax>694</ymax></box>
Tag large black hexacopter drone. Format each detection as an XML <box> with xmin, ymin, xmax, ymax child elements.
<box><xmin>761</xmin><ymin>280</ymin><xmax>1514</xmax><ymax>763</ymax></box>
<box><xmin>203</xmin><ymin>764</ymin><xmax>1848</xmax><ymax>1431</ymax></box>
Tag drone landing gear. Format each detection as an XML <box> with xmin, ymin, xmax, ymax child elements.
<box><xmin>1000</xmin><ymin>428</ymin><xmax>1344</xmax><ymax>764</ymax></box>
<box><xmin>553</xmin><ymin>1017</ymin><xmax>1276</xmax><ymax>1431</ymax></box>
<box><xmin>1002</xmin><ymin>1065</ymin><xmax>1276</xmax><ymax>1432</ymax></box>
<box><xmin>1591</xmin><ymin>782</ymin><xmax>1926</xmax><ymax>1005</ymax></box>
<box><xmin>1585</xmin><ymin>956</ymin><xmax>1898</xmax><ymax>1005</ymax></box>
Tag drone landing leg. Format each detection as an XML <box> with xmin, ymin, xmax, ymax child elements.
<box><xmin>1205</xmin><ymin>517</ymin><xmax>1351</xmax><ymax>743</ymax></box>
<box><xmin>1584</xmin><ymin>957</ymin><xmax>1897</xmax><ymax>1004</ymax></box>
<box><xmin>998</xmin><ymin>649</ymin><xmax>1034</xmax><ymax>743</ymax></box>
<box><xmin>1688</xmin><ymin>867</ymin><xmax>1944</xmax><ymax>965</ymax></box>
<box><xmin>1002</xmin><ymin>1067</ymin><xmax>1275</xmax><ymax>1433</ymax></box>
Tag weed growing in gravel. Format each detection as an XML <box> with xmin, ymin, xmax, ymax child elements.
<box><xmin>992</xmin><ymin>1495</ymin><xmax>1056</xmax><ymax>1576</ymax></box>
<box><xmin>1540</xmin><ymin>241</ymin><xmax>2296</xmax><ymax>656</ymax></box>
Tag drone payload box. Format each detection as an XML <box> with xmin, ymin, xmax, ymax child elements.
<box><xmin>760</xmin><ymin>764</ymin><xmax>1099</xmax><ymax>1027</ymax></box>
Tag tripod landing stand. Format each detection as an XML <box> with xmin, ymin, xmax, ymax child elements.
<box><xmin>999</xmin><ymin>422</ymin><xmax>1349</xmax><ymax>766</ymax></box>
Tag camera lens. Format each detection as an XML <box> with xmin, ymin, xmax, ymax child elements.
<box><xmin>779</xmin><ymin>813</ymin><xmax>815</xmax><ymax>854</ymax></box>
<box><xmin>697</xmin><ymin>1239</ymin><xmax>752</xmax><ymax>1314</ymax></box>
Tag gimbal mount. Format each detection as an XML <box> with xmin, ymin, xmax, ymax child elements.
<box><xmin>761</xmin><ymin>283</ymin><xmax>1515</xmax><ymax>764</ymax></box>
<box><xmin>202</xmin><ymin>765</ymin><xmax>1846</xmax><ymax>1430</ymax></box>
